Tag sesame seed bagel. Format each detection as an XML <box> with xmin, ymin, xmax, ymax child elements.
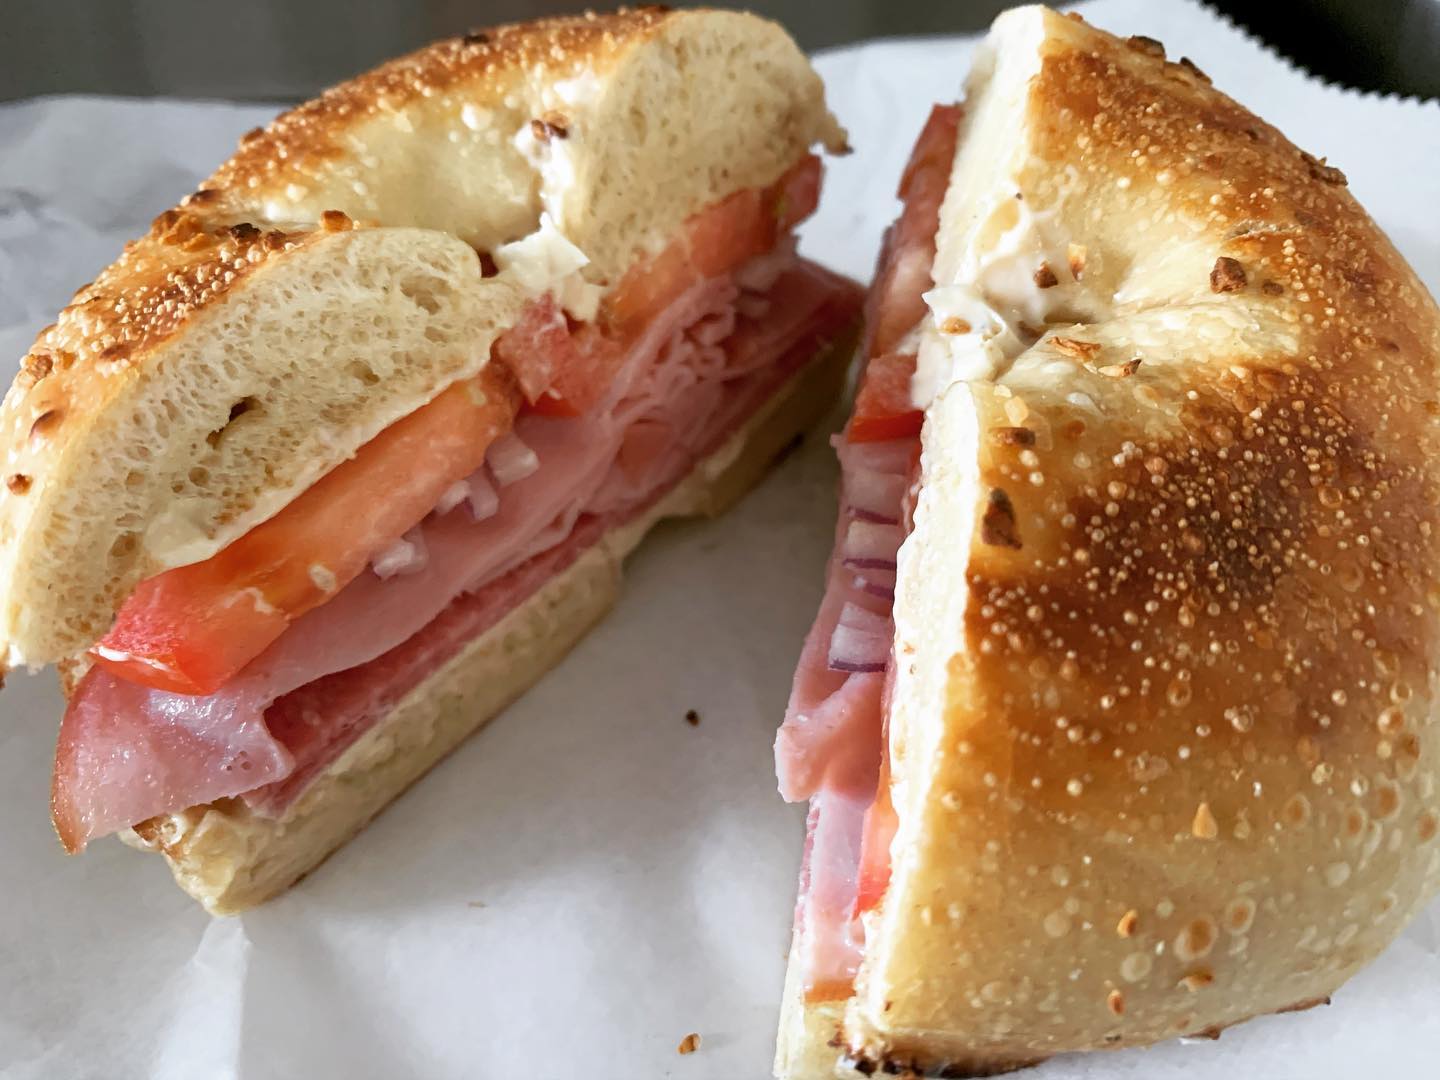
<box><xmin>0</xmin><ymin>8</ymin><xmax>845</xmax><ymax>669</ymax></box>
<box><xmin>780</xmin><ymin>7</ymin><xmax>1440</xmax><ymax>1077</ymax></box>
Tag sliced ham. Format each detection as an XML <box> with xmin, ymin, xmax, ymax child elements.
<box><xmin>54</xmin><ymin>257</ymin><xmax>862</xmax><ymax>852</ymax></box>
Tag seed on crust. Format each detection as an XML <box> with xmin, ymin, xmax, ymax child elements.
<box><xmin>1126</xmin><ymin>35</ymin><xmax>1165</xmax><ymax>59</ymax></box>
<box><xmin>1192</xmin><ymin>802</ymin><xmax>1219</xmax><ymax>839</ymax></box>
<box><xmin>981</xmin><ymin>489</ymin><xmax>1022</xmax><ymax>549</ymax></box>
<box><xmin>1051</xmin><ymin>336</ymin><xmax>1101</xmax><ymax>362</ymax></box>
<box><xmin>940</xmin><ymin>316</ymin><xmax>973</xmax><ymax>335</ymax></box>
<box><xmin>1067</xmin><ymin>242</ymin><xmax>1087</xmax><ymax>279</ymax></box>
<box><xmin>1210</xmin><ymin>256</ymin><xmax>1247</xmax><ymax>293</ymax></box>
<box><xmin>1107</xmin><ymin>988</ymin><xmax>1126</xmax><ymax>1016</ymax></box>
<box><xmin>990</xmin><ymin>426</ymin><xmax>1036</xmax><ymax>448</ymax></box>
<box><xmin>1300</xmin><ymin>150</ymin><xmax>1347</xmax><ymax>185</ymax></box>
<box><xmin>1098</xmin><ymin>357</ymin><xmax>1142</xmax><ymax>378</ymax></box>
<box><xmin>319</xmin><ymin>209</ymin><xmax>354</xmax><ymax>232</ymax></box>
<box><xmin>23</xmin><ymin>353</ymin><xmax>54</xmax><ymax>382</ymax></box>
<box><xmin>1261</xmin><ymin>280</ymin><xmax>1284</xmax><ymax>296</ymax></box>
<box><xmin>6</xmin><ymin>474</ymin><xmax>32</xmax><ymax>495</ymax></box>
<box><xmin>530</xmin><ymin>111</ymin><xmax>570</xmax><ymax>141</ymax></box>
<box><xmin>1179</xmin><ymin>969</ymin><xmax>1215</xmax><ymax>992</ymax></box>
<box><xmin>1117</xmin><ymin>910</ymin><xmax>1140</xmax><ymax>938</ymax></box>
<box><xmin>1176</xmin><ymin>56</ymin><xmax>1211</xmax><ymax>83</ymax></box>
<box><xmin>227</xmin><ymin>222</ymin><xmax>261</xmax><ymax>243</ymax></box>
<box><xmin>1033</xmin><ymin>262</ymin><xmax>1059</xmax><ymax>288</ymax></box>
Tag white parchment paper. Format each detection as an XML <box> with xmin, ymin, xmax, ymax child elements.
<box><xmin>1</xmin><ymin>2</ymin><xmax>1437</xmax><ymax>1077</ymax></box>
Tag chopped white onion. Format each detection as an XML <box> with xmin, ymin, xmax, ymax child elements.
<box><xmin>465</xmin><ymin>473</ymin><xmax>500</xmax><ymax>521</ymax></box>
<box><xmin>487</xmin><ymin>431</ymin><xmax>540</xmax><ymax>487</ymax></box>
<box><xmin>835</xmin><ymin>435</ymin><xmax>913</xmax><ymax>477</ymax></box>
<box><xmin>844</xmin><ymin>468</ymin><xmax>906</xmax><ymax>523</ymax></box>
<box><xmin>735</xmin><ymin>235</ymin><xmax>798</xmax><ymax>292</ymax></box>
<box><xmin>843</xmin><ymin>519</ymin><xmax>903</xmax><ymax>568</ymax></box>
<box><xmin>435</xmin><ymin>480</ymin><xmax>470</xmax><ymax>516</ymax></box>
<box><xmin>827</xmin><ymin>602</ymin><xmax>891</xmax><ymax>673</ymax></box>
<box><xmin>371</xmin><ymin>529</ymin><xmax>429</xmax><ymax>580</ymax></box>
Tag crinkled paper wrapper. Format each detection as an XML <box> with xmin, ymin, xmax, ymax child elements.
<box><xmin>1</xmin><ymin>1</ymin><xmax>1437</xmax><ymax>1076</ymax></box>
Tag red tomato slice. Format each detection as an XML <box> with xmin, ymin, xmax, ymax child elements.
<box><xmin>522</xmin><ymin>316</ymin><xmax>627</xmax><ymax>418</ymax></box>
<box><xmin>848</xmin><ymin>352</ymin><xmax>922</xmax><ymax>443</ymax></box>
<box><xmin>776</xmin><ymin>153</ymin><xmax>823</xmax><ymax>233</ymax></box>
<box><xmin>848</xmin><ymin>105</ymin><xmax>960</xmax><ymax>443</ymax></box>
<box><xmin>854</xmin><ymin>758</ymin><xmax>898</xmax><ymax>914</ymax></box>
<box><xmin>92</xmin><ymin>365</ymin><xmax>522</xmax><ymax>696</ymax></box>
<box><xmin>493</xmin><ymin>295</ymin><xmax>573</xmax><ymax>403</ymax></box>
<box><xmin>605</xmin><ymin>154</ymin><xmax>825</xmax><ymax>342</ymax></box>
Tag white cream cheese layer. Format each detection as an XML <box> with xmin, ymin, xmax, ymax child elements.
<box><xmin>493</xmin><ymin>213</ymin><xmax>603</xmax><ymax>321</ymax></box>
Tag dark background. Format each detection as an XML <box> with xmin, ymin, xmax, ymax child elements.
<box><xmin>1</xmin><ymin>0</ymin><xmax>1437</xmax><ymax>102</ymax></box>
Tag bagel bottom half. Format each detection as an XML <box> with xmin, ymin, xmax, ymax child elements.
<box><xmin>121</xmin><ymin>330</ymin><xmax>854</xmax><ymax>915</ymax></box>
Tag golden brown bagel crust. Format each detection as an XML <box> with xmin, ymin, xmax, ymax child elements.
<box><xmin>0</xmin><ymin>7</ymin><xmax>844</xmax><ymax>668</ymax></box>
<box><xmin>826</xmin><ymin>8</ymin><xmax>1440</xmax><ymax>1076</ymax></box>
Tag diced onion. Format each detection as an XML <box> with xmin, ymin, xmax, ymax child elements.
<box><xmin>835</xmin><ymin>435</ymin><xmax>914</xmax><ymax>477</ymax></box>
<box><xmin>843</xmin><ymin>519</ymin><xmax>903</xmax><ymax>567</ymax></box>
<box><xmin>844</xmin><ymin>468</ymin><xmax>906</xmax><ymax>523</ymax></box>
<box><xmin>853</xmin><ymin>566</ymin><xmax>896</xmax><ymax>602</ymax></box>
<box><xmin>827</xmin><ymin>602</ymin><xmax>891</xmax><ymax>673</ymax></box>
<box><xmin>487</xmin><ymin>431</ymin><xmax>540</xmax><ymax>487</ymax></box>
<box><xmin>465</xmin><ymin>474</ymin><xmax>500</xmax><ymax>521</ymax></box>
<box><xmin>371</xmin><ymin>529</ymin><xmax>429</xmax><ymax>580</ymax></box>
<box><xmin>735</xmin><ymin>236</ymin><xmax>798</xmax><ymax>292</ymax></box>
<box><xmin>435</xmin><ymin>480</ymin><xmax>470</xmax><ymax>516</ymax></box>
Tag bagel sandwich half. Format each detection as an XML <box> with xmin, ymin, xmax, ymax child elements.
<box><xmin>0</xmin><ymin>8</ymin><xmax>863</xmax><ymax>913</ymax></box>
<box><xmin>773</xmin><ymin>7</ymin><xmax>1440</xmax><ymax>1076</ymax></box>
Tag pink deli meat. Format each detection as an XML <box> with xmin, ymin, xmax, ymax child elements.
<box><xmin>54</xmin><ymin>258</ymin><xmax>860</xmax><ymax>849</ymax></box>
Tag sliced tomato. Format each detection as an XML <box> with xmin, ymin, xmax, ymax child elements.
<box><xmin>900</xmin><ymin>104</ymin><xmax>962</xmax><ymax>204</ymax></box>
<box><xmin>494</xmin><ymin>295</ymin><xmax>574</xmax><ymax>403</ymax></box>
<box><xmin>776</xmin><ymin>153</ymin><xmax>823</xmax><ymax>233</ymax></box>
<box><xmin>605</xmin><ymin>154</ymin><xmax>825</xmax><ymax>342</ymax></box>
<box><xmin>854</xmin><ymin>760</ymin><xmax>898</xmax><ymax>914</ymax></box>
<box><xmin>848</xmin><ymin>105</ymin><xmax>961</xmax><ymax>442</ymax></box>
<box><xmin>605</xmin><ymin>240</ymin><xmax>700</xmax><ymax>342</ymax></box>
<box><xmin>92</xmin><ymin>365</ymin><xmax>522</xmax><ymax>696</ymax></box>
<box><xmin>848</xmin><ymin>352</ymin><xmax>921</xmax><ymax>442</ymax></box>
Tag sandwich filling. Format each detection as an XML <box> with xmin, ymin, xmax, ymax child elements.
<box><xmin>777</xmin><ymin>13</ymin><xmax>1088</xmax><ymax>1006</ymax></box>
<box><xmin>776</xmin><ymin>107</ymin><xmax>960</xmax><ymax>1000</ymax></box>
<box><xmin>53</xmin><ymin>157</ymin><xmax>863</xmax><ymax>851</ymax></box>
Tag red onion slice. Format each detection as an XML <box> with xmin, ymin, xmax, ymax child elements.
<box><xmin>853</xmin><ymin>566</ymin><xmax>897</xmax><ymax>602</ymax></box>
<box><xmin>487</xmin><ymin>431</ymin><xmax>540</xmax><ymax>487</ymax></box>
<box><xmin>465</xmin><ymin>473</ymin><xmax>500</xmax><ymax>521</ymax></box>
<box><xmin>843</xmin><ymin>519</ymin><xmax>903</xmax><ymax>567</ymax></box>
<box><xmin>827</xmin><ymin>602</ymin><xmax>892</xmax><ymax>673</ymax></box>
<box><xmin>844</xmin><ymin>468</ymin><xmax>906</xmax><ymax>523</ymax></box>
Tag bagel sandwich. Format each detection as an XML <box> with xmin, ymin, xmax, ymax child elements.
<box><xmin>0</xmin><ymin>8</ymin><xmax>863</xmax><ymax>914</ymax></box>
<box><xmin>773</xmin><ymin>7</ymin><xmax>1440</xmax><ymax>1076</ymax></box>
